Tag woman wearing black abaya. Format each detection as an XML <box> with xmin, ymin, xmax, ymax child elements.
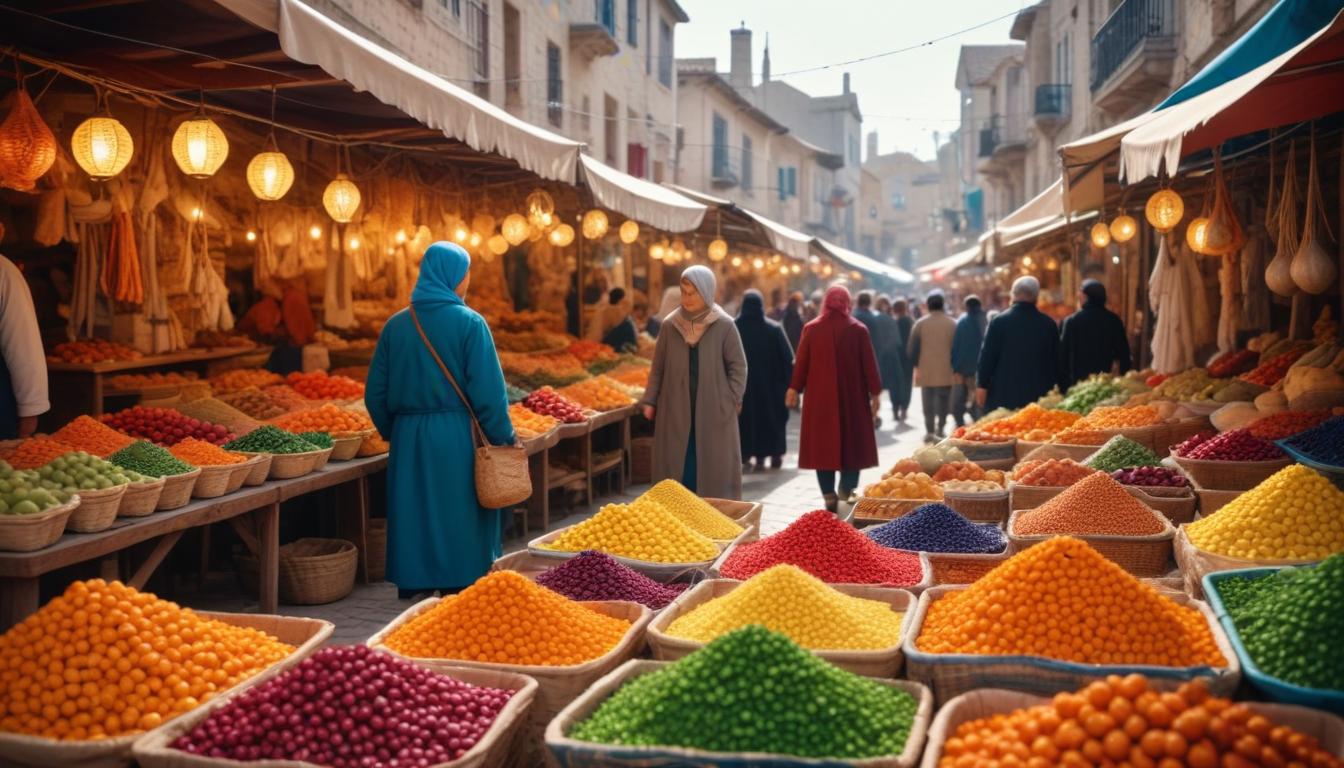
<box><xmin>735</xmin><ymin>290</ymin><xmax>794</xmax><ymax>471</ymax></box>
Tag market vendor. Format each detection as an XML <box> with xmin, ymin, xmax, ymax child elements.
<box><xmin>1059</xmin><ymin>279</ymin><xmax>1132</xmax><ymax>388</ymax></box>
<box><xmin>365</xmin><ymin>241</ymin><xmax>515</xmax><ymax>599</ymax></box>
<box><xmin>0</xmin><ymin>224</ymin><xmax>49</xmax><ymax>439</ymax></box>
<box><xmin>237</xmin><ymin>281</ymin><xmax>316</xmax><ymax>374</ymax></box>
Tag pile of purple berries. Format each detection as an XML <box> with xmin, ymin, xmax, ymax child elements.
<box><xmin>863</xmin><ymin>503</ymin><xmax>1005</xmax><ymax>554</ymax></box>
<box><xmin>1281</xmin><ymin>416</ymin><xmax>1344</xmax><ymax>466</ymax></box>
<box><xmin>173</xmin><ymin>646</ymin><xmax>513</xmax><ymax>767</ymax></box>
<box><xmin>1111</xmin><ymin>465</ymin><xmax>1190</xmax><ymax>488</ymax></box>
<box><xmin>536</xmin><ymin>550</ymin><xmax>689</xmax><ymax>609</ymax></box>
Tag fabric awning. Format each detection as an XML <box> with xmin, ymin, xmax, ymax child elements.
<box><xmin>216</xmin><ymin>0</ymin><xmax>583</xmax><ymax>183</ymax></box>
<box><xmin>916</xmin><ymin>245</ymin><xmax>982</xmax><ymax>277</ymax></box>
<box><xmin>814</xmin><ymin>240</ymin><xmax>915</xmax><ymax>283</ymax></box>
<box><xmin>662</xmin><ymin>184</ymin><xmax>812</xmax><ymax>260</ymax></box>
<box><xmin>1002</xmin><ymin>210</ymin><xmax>1097</xmax><ymax>248</ymax></box>
<box><xmin>578</xmin><ymin>156</ymin><xmax>706</xmax><ymax>232</ymax></box>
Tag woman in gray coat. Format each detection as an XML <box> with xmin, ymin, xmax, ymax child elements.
<box><xmin>639</xmin><ymin>265</ymin><xmax>748</xmax><ymax>499</ymax></box>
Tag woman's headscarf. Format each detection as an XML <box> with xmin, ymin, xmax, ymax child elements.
<box><xmin>680</xmin><ymin>265</ymin><xmax>717</xmax><ymax>307</ymax></box>
<box><xmin>657</xmin><ymin>286</ymin><xmax>681</xmax><ymax>319</ymax></box>
<box><xmin>668</xmin><ymin>265</ymin><xmax>728</xmax><ymax>347</ymax></box>
<box><xmin>737</xmin><ymin>289</ymin><xmax>766</xmax><ymax>322</ymax></box>
<box><xmin>411</xmin><ymin>242</ymin><xmax>470</xmax><ymax>306</ymax></box>
<box><xmin>822</xmin><ymin>285</ymin><xmax>853</xmax><ymax>317</ymax></box>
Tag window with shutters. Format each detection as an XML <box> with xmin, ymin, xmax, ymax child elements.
<box><xmin>741</xmin><ymin>135</ymin><xmax>753</xmax><ymax>194</ymax></box>
<box><xmin>711</xmin><ymin>114</ymin><xmax>729</xmax><ymax>178</ymax></box>
<box><xmin>777</xmin><ymin>166</ymin><xmax>797</xmax><ymax>200</ymax></box>
<box><xmin>597</xmin><ymin>0</ymin><xmax>615</xmax><ymax>36</ymax></box>
<box><xmin>627</xmin><ymin>0</ymin><xmax>638</xmax><ymax>45</ymax></box>
<box><xmin>546</xmin><ymin>43</ymin><xmax>563</xmax><ymax>128</ymax></box>
<box><xmin>658</xmin><ymin>20</ymin><xmax>672</xmax><ymax>87</ymax></box>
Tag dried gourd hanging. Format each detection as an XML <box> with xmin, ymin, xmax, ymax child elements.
<box><xmin>0</xmin><ymin>85</ymin><xmax>57</xmax><ymax>192</ymax></box>
<box><xmin>1204</xmin><ymin>151</ymin><xmax>1245</xmax><ymax>256</ymax></box>
<box><xmin>1291</xmin><ymin>124</ymin><xmax>1336</xmax><ymax>294</ymax></box>
<box><xmin>1265</xmin><ymin>141</ymin><xmax>1299</xmax><ymax>297</ymax></box>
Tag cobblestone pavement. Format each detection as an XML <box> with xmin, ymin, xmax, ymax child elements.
<box><xmin>185</xmin><ymin>398</ymin><xmax>941</xmax><ymax>645</ymax></box>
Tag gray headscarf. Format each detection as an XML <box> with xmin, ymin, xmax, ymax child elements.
<box><xmin>667</xmin><ymin>265</ymin><xmax>729</xmax><ymax>347</ymax></box>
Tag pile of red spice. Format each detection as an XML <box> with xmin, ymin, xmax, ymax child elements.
<box><xmin>719</xmin><ymin>510</ymin><xmax>924</xmax><ymax>586</ymax></box>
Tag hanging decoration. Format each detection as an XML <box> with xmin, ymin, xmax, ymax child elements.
<box><xmin>1186</xmin><ymin>218</ymin><xmax>1210</xmax><ymax>254</ymax></box>
<box><xmin>71</xmin><ymin>100</ymin><xmax>134</xmax><ymax>180</ymax></box>
<box><xmin>1144</xmin><ymin>187</ymin><xmax>1183</xmax><ymax>233</ymax></box>
<box><xmin>471</xmin><ymin>213</ymin><xmax>496</xmax><ymax>237</ymax></box>
<box><xmin>1089</xmin><ymin>221</ymin><xmax>1111</xmax><ymax>249</ymax></box>
<box><xmin>0</xmin><ymin>82</ymin><xmax>57</xmax><ymax>191</ymax></box>
<box><xmin>247</xmin><ymin>148</ymin><xmax>294</xmax><ymax>201</ymax></box>
<box><xmin>1266</xmin><ymin>141</ymin><xmax>1299</xmax><ymax>296</ymax></box>
<box><xmin>525</xmin><ymin>188</ymin><xmax>555</xmax><ymax>227</ymax></box>
<box><xmin>323</xmin><ymin>175</ymin><xmax>361</xmax><ymax>222</ymax></box>
<box><xmin>581</xmin><ymin>209</ymin><xmax>609</xmax><ymax>239</ymax></box>
<box><xmin>1203</xmin><ymin>151</ymin><xmax>1245</xmax><ymax>257</ymax></box>
<box><xmin>1291</xmin><ymin>124</ymin><xmax>1336</xmax><ymax>294</ymax></box>
<box><xmin>171</xmin><ymin>113</ymin><xmax>229</xmax><ymax>179</ymax></box>
<box><xmin>487</xmin><ymin>234</ymin><xmax>509</xmax><ymax>255</ymax></box>
<box><xmin>619</xmin><ymin>219</ymin><xmax>639</xmax><ymax>244</ymax></box>
<box><xmin>501</xmin><ymin>213</ymin><xmax>529</xmax><ymax>245</ymax></box>
<box><xmin>548</xmin><ymin>223</ymin><xmax>575</xmax><ymax>247</ymax></box>
<box><xmin>650</xmin><ymin>241</ymin><xmax>666</xmax><ymax>261</ymax></box>
<box><xmin>708</xmin><ymin>239</ymin><xmax>728</xmax><ymax>261</ymax></box>
<box><xmin>1108</xmin><ymin>213</ymin><xmax>1137</xmax><ymax>243</ymax></box>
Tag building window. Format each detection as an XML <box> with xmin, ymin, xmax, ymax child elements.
<box><xmin>869</xmin><ymin>205</ymin><xmax>877</xmax><ymax>219</ymax></box>
<box><xmin>890</xmin><ymin>191</ymin><xmax>905</xmax><ymax>210</ymax></box>
<box><xmin>627</xmin><ymin>143</ymin><xmax>647</xmax><ymax>177</ymax></box>
<box><xmin>440</xmin><ymin>0</ymin><xmax>460</xmax><ymax>17</ymax></box>
<box><xmin>711</xmin><ymin>113</ymin><xmax>729</xmax><ymax>178</ymax></box>
<box><xmin>777</xmin><ymin>166</ymin><xmax>797</xmax><ymax>200</ymax></box>
<box><xmin>467</xmin><ymin>1</ymin><xmax>488</xmax><ymax>80</ymax></box>
<box><xmin>847</xmin><ymin>134</ymin><xmax>860</xmax><ymax>165</ymax></box>
<box><xmin>546</xmin><ymin>43</ymin><xmax>563</xmax><ymax>128</ymax></box>
<box><xmin>603</xmin><ymin>94</ymin><xmax>619</xmax><ymax>166</ymax></box>
<box><xmin>741</xmin><ymin>135</ymin><xmax>753</xmax><ymax>193</ymax></box>
<box><xmin>627</xmin><ymin>0</ymin><xmax>638</xmax><ymax>45</ymax></box>
<box><xmin>504</xmin><ymin>4</ymin><xmax>521</xmax><ymax>107</ymax></box>
<box><xmin>597</xmin><ymin>0</ymin><xmax>615</xmax><ymax>36</ymax></box>
<box><xmin>657</xmin><ymin>19</ymin><xmax>672</xmax><ymax>87</ymax></box>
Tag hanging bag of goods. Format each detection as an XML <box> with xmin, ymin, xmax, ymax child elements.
<box><xmin>1266</xmin><ymin>140</ymin><xmax>1300</xmax><ymax>296</ymax></box>
<box><xmin>1202</xmin><ymin>151</ymin><xmax>1245</xmax><ymax>257</ymax></box>
<box><xmin>1291</xmin><ymin>124</ymin><xmax>1338</xmax><ymax>294</ymax></box>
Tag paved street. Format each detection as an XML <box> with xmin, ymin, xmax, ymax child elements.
<box><xmin>185</xmin><ymin>399</ymin><xmax>941</xmax><ymax>645</ymax></box>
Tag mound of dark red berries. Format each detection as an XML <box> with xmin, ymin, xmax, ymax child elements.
<box><xmin>536</xmin><ymin>550</ymin><xmax>689</xmax><ymax>609</ymax></box>
<box><xmin>720</xmin><ymin>510</ymin><xmax>924</xmax><ymax>585</ymax></box>
<box><xmin>1176</xmin><ymin>428</ymin><xmax>1283</xmax><ymax>462</ymax></box>
<box><xmin>863</xmin><ymin>503</ymin><xmax>1005</xmax><ymax>554</ymax></box>
<box><xmin>172</xmin><ymin>645</ymin><xmax>513</xmax><ymax>767</ymax></box>
<box><xmin>1111</xmin><ymin>465</ymin><xmax>1190</xmax><ymax>488</ymax></box>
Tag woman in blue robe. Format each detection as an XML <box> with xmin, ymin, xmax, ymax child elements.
<box><xmin>366</xmin><ymin>242</ymin><xmax>515</xmax><ymax>598</ymax></box>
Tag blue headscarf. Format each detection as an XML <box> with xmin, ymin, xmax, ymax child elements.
<box><xmin>411</xmin><ymin>242</ymin><xmax>471</xmax><ymax>306</ymax></box>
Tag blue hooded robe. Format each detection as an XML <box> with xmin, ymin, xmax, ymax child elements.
<box><xmin>365</xmin><ymin>242</ymin><xmax>516</xmax><ymax>591</ymax></box>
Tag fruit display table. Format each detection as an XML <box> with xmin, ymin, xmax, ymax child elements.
<box><xmin>0</xmin><ymin>454</ymin><xmax>386</xmax><ymax>631</ymax></box>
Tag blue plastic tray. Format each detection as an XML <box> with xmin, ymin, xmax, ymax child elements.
<box><xmin>1274</xmin><ymin>441</ymin><xmax>1344</xmax><ymax>489</ymax></box>
<box><xmin>1202</xmin><ymin>566</ymin><xmax>1344</xmax><ymax>713</ymax></box>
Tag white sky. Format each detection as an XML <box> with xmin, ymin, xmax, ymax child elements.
<box><xmin>675</xmin><ymin>0</ymin><xmax>1027</xmax><ymax>160</ymax></box>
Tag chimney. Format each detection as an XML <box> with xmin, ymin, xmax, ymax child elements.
<box><xmin>761</xmin><ymin>34</ymin><xmax>771</xmax><ymax>82</ymax></box>
<box><xmin>842</xmin><ymin>72</ymin><xmax>850</xmax><ymax>94</ymax></box>
<box><xmin>867</xmin><ymin>131</ymin><xmax>878</xmax><ymax>160</ymax></box>
<box><xmin>730</xmin><ymin>24</ymin><xmax>752</xmax><ymax>90</ymax></box>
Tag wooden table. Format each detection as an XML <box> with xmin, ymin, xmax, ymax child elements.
<box><xmin>585</xmin><ymin>406</ymin><xmax>634</xmax><ymax>499</ymax></box>
<box><xmin>0</xmin><ymin>455</ymin><xmax>386</xmax><ymax>631</ymax></box>
<box><xmin>517</xmin><ymin>428</ymin><xmax>561</xmax><ymax>538</ymax></box>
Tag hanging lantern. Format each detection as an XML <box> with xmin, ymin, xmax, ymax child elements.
<box><xmin>619</xmin><ymin>220</ymin><xmax>639</xmax><ymax>244</ymax></box>
<box><xmin>1145</xmin><ymin>188</ymin><xmax>1184</xmax><ymax>233</ymax></box>
<box><xmin>548</xmin><ymin>223</ymin><xmax>575</xmax><ymax>247</ymax></box>
<box><xmin>752</xmin><ymin>257</ymin><xmax>765</xmax><ymax>270</ymax></box>
<box><xmin>0</xmin><ymin>88</ymin><xmax>57</xmax><ymax>191</ymax></box>
<box><xmin>471</xmin><ymin>213</ymin><xmax>496</xmax><ymax>237</ymax></box>
<box><xmin>322</xmin><ymin>174</ymin><xmax>361</xmax><ymax>223</ymax></box>
<box><xmin>71</xmin><ymin>114</ymin><xmax>133</xmax><ymax>179</ymax></box>
<box><xmin>1090</xmin><ymin>221</ymin><xmax>1112</xmax><ymax>249</ymax></box>
<box><xmin>791</xmin><ymin>264</ymin><xmax>801</xmax><ymax>274</ymax></box>
<box><xmin>246</xmin><ymin>150</ymin><xmax>294</xmax><ymax>201</ymax></box>
<box><xmin>501</xmin><ymin>213</ymin><xmax>529</xmax><ymax>245</ymax></box>
<box><xmin>1046</xmin><ymin>257</ymin><xmax>1060</xmax><ymax>270</ymax></box>
<box><xmin>581</xmin><ymin>209</ymin><xmax>609</xmax><ymax>239</ymax></box>
<box><xmin>488</xmin><ymin>234</ymin><xmax>509</xmax><ymax>255</ymax></box>
<box><xmin>171</xmin><ymin>116</ymin><xmax>229</xmax><ymax>179</ymax></box>
<box><xmin>707</xmin><ymin>238</ymin><xmax>728</xmax><ymax>262</ymax></box>
<box><xmin>525</xmin><ymin>188</ymin><xmax>555</xmax><ymax>226</ymax></box>
<box><xmin>309</xmin><ymin>225</ymin><xmax>323</xmax><ymax>240</ymax></box>
<box><xmin>730</xmin><ymin>256</ymin><xmax>743</xmax><ymax>267</ymax></box>
<box><xmin>1109</xmin><ymin>213</ymin><xmax>1137</xmax><ymax>243</ymax></box>
<box><xmin>650</xmin><ymin>242</ymin><xmax>666</xmax><ymax>261</ymax></box>
<box><xmin>1186</xmin><ymin>217</ymin><xmax>1210</xmax><ymax>253</ymax></box>
<box><xmin>452</xmin><ymin>223</ymin><xmax>470</xmax><ymax>244</ymax></box>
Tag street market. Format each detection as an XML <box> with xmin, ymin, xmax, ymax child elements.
<box><xmin>0</xmin><ymin>0</ymin><xmax>1343</xmax><ymax>766</ymax></box>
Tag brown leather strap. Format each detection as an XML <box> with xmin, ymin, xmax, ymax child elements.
<box><xmin>409</xmin><ymin>305</ymin><xmax>490</xmax><ymax>448</ymax></box>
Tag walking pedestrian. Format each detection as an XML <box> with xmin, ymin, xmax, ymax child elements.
<box><xmin>890</xmin><ymin>298</ymin><xmax>915</xmax><ymax>422</ymax></box>
<box><xmin>735</xmin><ymin>290</ymin><xmax>794</xmax><ymax>472</ymax></box>
<box><xmin>598</xmin><ymin>288</ymin><xmax>638</xmax><ymax>353</ymax></box>
<box><xmin>366</xmin><ymin>242</ymin><xmax>515</xmax><ymax>599</ymax></box>
<box><xmin>977</xmin><ymin>276</ymin><xmax>1062</xmax><ymax>411</ymax></box>
<box><xmin>639</xmin><ymin>265</ymin><xmax>749</xmax><ymax>499</ymax></box>
<box><xmin>781</xmin><ymin>291</ymin><xmax>805</xmax><ymax>351</ymax></box>
<box><xmin>648</xmin><ymin>286</ymin><xmax>681</xmax><ymax>338</ymax></box>
<box><xmin>874</xmin><ymin>295</ymin><xmax>909</xmax><ymax>423</ymax></box>
<box><xmin>804</xmin><ymin>290</ymin><xmax>823</xmax><ymax>323</ymax></box>
<box><xmin>787</xmin><ymin>285</ymin><xmax>883</xmax><ymax>513</ymax></box>
<box><xmin>853</xmin><ymin>291</ymin><xmax>895</xmax><ymax>428</ymax></box>
<box><xmin>907</xmin><ymin>292</ymin><xmax>957</xmax><ymax>442</ymax></box>
<box><xmin>0</xmin><ymin>230</ymin><xmax>48</xmax><ymax>439</ymax></box>
<box><xmin>1059</xmin><ymin>279</ymin><xmax>1132</xmax><ymax>389</ymax></box>
<box><xmin>950</xmin><ymin>294</ymin><xmax>988</xmax><ymax>427</ymax></box>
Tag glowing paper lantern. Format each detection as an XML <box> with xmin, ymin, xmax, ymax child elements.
<box><xmin>71</xmin><ymin>115</ymin><xmax>133</xmax><ymax>179</ymax></box>
<box><xmin>650</xmin><ymin>242</ymin><xmax>666</xmax><ymax>261</ymax></box>
<box><xmin>488</xmin><ymin>234</ymin><xmax>509</xmax><ymax>255</ymax></box>
<box><xmin>1186</xmin><ymin>217</ymin><xmax>1210</xmax><ymax>253</ymax></box>
<box><xmin>619</xmin><ymin>220</ymin><xmax>639</xmax><ymax>244</ymax></box>
<box><xmin>1109</xmin><ymin>213</ymin><xmax>1137</xmax><ymax>243</ymax></box>
<box><xmin>581</xmin><ymin>209</ymin><xmax>609</xmax><ymax>239</ymax></box>
<box><xmin>246</xmin><ymin>151</ymin><xmax>294</xmax><ymax>201</ymax></box>
<box><xmin>171</xmin><ymin>117</ymin><xmax>229</xmax><ymax>179</ymax></box>
<box><xmin>471</xmin><ymin>213</ymin><xmax>496</xmax><ymax>237</ymax></box>
<box><xmin>549</xmin><ymin>223</ymin><xmax>575</xmax><ymax>247</ymax></box>
<box><xmin>525</xmin><ymin>188</ymin><xmax>555</xmax><ymax>225</ymax></box>
<box><xmin>1145</xmin><ymin>188</ymin><xmax>1184</xmax><ymax>233</ymax></box>
<box><xmin>707</xmin><ymin>238</ymin><xmax>728</xmax><ymax>262</ymax></box>
<box><xmin>1090</xmin><ymin>221</ymin><xmax>1112</xmax><ymax>249</ymax></box>
<box><xmin>322</xmin><ymin>174</ymin><xmax>361</xmax><ymax>223</ymax></box>
<box><xmin>501</xmin><ymin>214</ymin><xmax>529</xmax><ymax>245</ymax></box>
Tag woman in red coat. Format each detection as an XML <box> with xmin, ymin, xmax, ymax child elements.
<box><xmin>786</xmin><ymin>285</ymin><xmax>883</xmax><ymax>512</ymax></box>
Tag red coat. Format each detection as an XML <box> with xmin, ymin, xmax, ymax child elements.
<box><xmin>790</xmin><ymin>311</ymin><xmax>883</xmax><ymax>471</ymax></box>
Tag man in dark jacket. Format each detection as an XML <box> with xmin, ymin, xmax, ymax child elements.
<box><xmin>854</xmin><ymin>290</ymin><xmax>901</xmax><ymax>427</ymax></box>
<box><xmin>950</xmin><ymin>295</ymin><xmax>988</xmax><ymax>426</ymax></box>
<box><xmin>976</xmin><ymin>276</ymin><xmax>1062</xmax><ymax>411</ymax></box>
<box><xmin>1059</xmin><ymin>279</ymin><xmax>1132</xmax><ymax>389</ymax></box>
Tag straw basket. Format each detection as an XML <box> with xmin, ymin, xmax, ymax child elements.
<box><xmin>236</xmin><ymin>449</ymin><xmax>322</xmax><ymax>480</ymax></box>
<box><xmin>704</xmin><ymin>497</ymin><xmax>764</xmax><ymax>531</ymax></box>
<box><xmin>280</xmin><ymin>538</ymin><xmax>359</xmax><ymax>604</ymax></box>
<box><xmin>156</xmin><ymin>468</ymin><xmax>202</xmax><ymax>510</ymax></box>
<box><xmin>1159</xmin><ymin>415</ymin><xmax>1212</xmax><ymax>452</ymax></box>
<box><xmin>118</xmin><ymin>476</ymin><xmax>166</xmax><ymax>518</ymax></box>
<box><xmin>1013</xmin><ymin>440</ymin><xmax>1044</xmax><ymax>462</ymax></box>
<box><xmin>1123</xmin><ymin>485</ymin><xmax>1198</xmax><ymax>524</ymax></box>
<box><xmin>942</xmin><ymin>437</ymin><xmax>1016</xmax><ymax>465</ymax></box>
<box><xmin>852</xmin><ymin>496</ymin><xmax>933</xmax><ymax>524</ymax></box>
<box><xmin>1101</xmin><ymin>424</ymin><xmax>1163</xmax><ymax>452</ymax></box>
<box><xmin>329</xmin><ymin>430</ymin><xmax>371</xmax><ymax>461</ymax></box>
<box><xmin>242</xmin><ymin>452</ymin><xmax>273</xmax><ymax>486</ymax></box>
<box><xmin>630</xmin><ymin>436</ymin><xmax>654</xmax><ymax>484</ymax></box>
<box><xmin>2</xmin><ymin>612</ymin><xmax>332</xmax><ymax>768</ymax></box>
<box><xmin>0</xmin><ymin>497</ymin><xmax>78</xmax><ymax>552</ymax></box>
<box><xmin>926</xmin><ymin>550</ymin><xmax>1012</xmax><ymax>585</ymax></box>
<box><xmin>646</xmin><ymin>580</ymin><xmax>915</xmax><ymax>677</ymax></box>
<box><xmin>1173</xmin><ymin>526</ymin><xmax>1319</xmax><ymax>597</ymax></box>
<box><xmin>134</xmin><ymin>665</ymin><xmax>538</xmax><ymax>768</ymax></box>
<box><xmin>545</xmin><ymin>660</ymin><xmax>933</xmax><ymax>768</ymax></box>
<box><xmin>1171</xmin><ymin>452</ymin><xmax>1291</xmax><ymax>491</ymax></box>
<box><xmin>222</xmin><ymin>455</ymin><xmax>257</xmax><ymax>494</ymax></box>
<box><xmin>942</xmin><ymin>489</ymin><xmax>1009</xmax><ymax>522</ymax></box>
<box><xmin>1006</xmin><ymin>509</ymin><xmax>1174</xmax><ymax>578</ymax></box>
<box><xmin>367</xmin><ymin>518</ymin><xmax>387</xmax><ymax>582</ymax></box>
<box><xmin>1007</xmin><ymin>483</ymin><xmax>1065</xmax><ymax>510</ymax></box>
<box><xmin>917</xmin><ymin>690</ymin><xmax>1343</xmax><ymax>768</ymax></box>
<box><xmin>66</xmin><ymin>483</ymin><xmax>128</xmax><ymax>533</ymax></box>
<box><xmin>711</xmin><ymin>540</ymin><xmax>933</xmax><ymax>594</ymax></box>
<box><xmin>305</xmin><ymin>445</ymin><xmax>334</xmax><ymax>471</ymax></box>
<box><xmin>369</xmin><ymin>599</ymin><xmax>651</xmax><ymax>757</ymax></box>
<box><xmin>902</xmin><ymin>586</ymin><xmax>1239</xmax><ymax>705</ymax></box>
<box><xmin>1047</xmin><ymin>442</ymin><xmax>1106</xmax><ymax>461</ymax></box>
<box><xmin>190</xmin><ymin>464</ymin><xmax>238</xmax><ymax>499</ymax></box>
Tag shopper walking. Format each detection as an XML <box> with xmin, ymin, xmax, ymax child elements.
<box><xmin>907</xmin><ymin>292</ymin><xmax>958</xmax><ymax>441</ymax></box>
<box><xmin>0</xmin><ymin>236</ymin><xmax>48</xmax><ymax>439</ymax></box>
<box><xmin>950</xmin><ymin>295</ymin><xmax>988</xmax><ymax>427</ymax></box>
<box><xmin>1059</xmin><ymin>279</ymin><xmax>1132</xmax><ymax>389</ymax></box>
<box><xmin>977</xmin><ymin>276</ymin><xmax>1062</xmax><ymax>411</ymax></box>
<box><xmin>853</xmin><ymin>291</ymin><xmax>894</xmax><ymax>428</ymax></box>
<box><xmin>366</xmin><ymin>242</ymin><xmax>515</xmax><ymax>598</ymax></box>
<box><xmin>781</xmin><ymin>291</ymin><xmax>805</xmax><ymax>351</ymax></box>
<box><xmin>874</xmin><ymin>294</ymin><xmax>909</xmax><ymax>423</ymax></box>
<box><xmin>597</xmin><ymin>288</ymin><xmax>638</xmax><ymax>352</ymax></box>
<box><xmin>787</xmin><ymin>285</ymin><xmax>883</xmax><ymax>513</ymax></box>
<box><xmin>640</xmin><ymin>265</ymin><xmax>748</xmax><ymax>499</ymax></box>
<box><xmin>890</xmin><ymin>298</ymin><xmax>915</xmax><ymax>422</ymax></box>
<box><xmin>734</xmin><ymin>290</ymin><xmax>794</xmax><ymax>472</ymax></box>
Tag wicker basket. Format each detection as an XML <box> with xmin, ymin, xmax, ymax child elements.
<box><xmin>156</xmin><ymin>468</ymin><xmax>202</xmax><ymax>510</ymax></box>
<box><xmin>222</xmin><ymin>455</ymin><xmax>256</xmax><ymax>494</ymax></box>
<box><xmin>0</xmin><ymin>497</ymin><xmax>78</xmax><ymax>552</ymax></box>
<box><xmin>118</xmin><ymin>476</ymin><xmax>166</xmax><ymax>517</ymax></box>
<box><xmin>852</xmin><ymin>496</ymin><xmax>936</xmax><ymax>524</ymax></box>
<box><xmin>190</xmin><ymin>463</ymin><xmax>238</xmax><ymax>499</ymax></box>
<box><xmin>236</xmin><ymin>449</ymin><xmax>321</xmax><ymax>480</ymax></box>
<box><xmin>903</xmin><ymin>586</ymin><xmax>1239</xmax><ymax>705</ymax></box>
<box><xmin>630</xmin><ymin>436</ymin><xmax>654</xmax><ymax>484</ymax></box>
<box><xmin>1158</xmin><ymin>415</ymin><xmax>1212</xmax><ymax>453</ymax></box>
<box><xmin>545</xmin><ymin>660</ymin><xmax>933</xmax><ymax>768</ymax></box>
<box><xmin>1173</xmin><ymin>526</ymin><xmax>1319</xmax><ymax>598</ymax></box>
<box><xmin>329</xmin><ymin>430</ymin><xmax>370</xmax><ymax>461</ymax></box>
<box><xmin>280</xmin><ymin>537</ymin><xmax>358</xmax><ymax>604</ymax></box>
<box><xmin>942</xmin><ymin>489</ymin><xmax>1009</xmax><ymax>522</ymax></box>
<box><xmin>527</xmin><ymin>525</ymin><xmax>739</xmax><ymax>583</ymax></box>
<box><xmin>647</xmin><ymin>580</ymin><xmax>915</xmax><ymax>677</ymax></box>
<box><xmin>66</xmin><ymin>483</ymin><xmax>128</xmax><ymax>533</ymax></box>
<box><xmin>1123</xmin><ymin>485</ymin><xmax>1198</xmax><ymax>524</ymax></box>
<box><xmin>242</xmin><ymin>452</ymin><xmax>273</xmax><ymax>486</ymax></box>
<box><xmin>942</xmin><ymin>437</ymin><xmax>1016</xmax><ymax>464</ymax></box>
<box><xmin>1006</xmin><ymin>509</ymin><xmax>1174</xmax><ymax>577</ymax></box>
<box><xmin>703</xmin><ymin>497</ymin><xmax>765</xmax><ymax>532</ymax></box>
<box><xmin>308</xmin><ymin>445</ymin><xmax>336</xmax><ymax>471</ymax></box>
<box><xmin>1013</xmin><ymin>440</ymin><xmax>1044</xmax><ymax>461</ymax></box>
<box><xmin>1007</xmin><ymin>483</ymin><xmax>1066</xmax><ymax>510</ymax></box>
<box><xmin>1171</xmin><ymin>452</ymin><xmax>1292</xmax><ymax>491</ymax></box>
<box><xmin>367</xmin><ymin>518</ymin><xmax>387</xmax><ymax>582</ymax></box>
<box><xmin>926</xmin><ymin>550</ymin><xmax>1012</xmax><ymax>585</ymax></box>
<box><xmin>1047</xmin><ymin>442</ymin><xmax>1107</xmax><ymax>461</ymax></box>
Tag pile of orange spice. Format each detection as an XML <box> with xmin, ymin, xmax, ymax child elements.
<box><xmin>51</xmin><ymin>415</ymin><xmax>136</xmax><ymax>458</ymax></box>
<box><xmin>169</xmin><ymin>438</ymin><xmax>246</xmax><ymax>466</ymax></box>
<box><xmin>3</xmin><ymin>437</ymin><xmax>78</xmax><ymax>469</ymax></box>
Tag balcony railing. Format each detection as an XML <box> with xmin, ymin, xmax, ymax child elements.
<box><xmin>1034</xmin><ymin>83</ymin><xmax>1071</xmax><ymax>120</ymax></box>
<box><xmin>1091</xmin><ymin>0</ymin><xmax>1175</xmax><ymax>91</ymax></box>
<box><xmin>978</xmin><ymin>115</ymin><xmax>1026</xmax><ymax>159</ymax></box>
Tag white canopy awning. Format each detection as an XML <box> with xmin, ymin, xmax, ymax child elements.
<box><xmin>741</xmin><ymin>209</ymin><xmax>814</xmax><ymax>262</ymax></box>
<box><xmin>216</xmin><ymin>0</ymin><xmax>583</xmax><ymax>183</ymax></box>
<box><xmin>814</xmin><ymin>240</ymin><xmax>915</xmax><ymax>283</ymax></box>
<box><xmin>578</xmin><ymin>156</ymin><xmax>706</xmax><ymax>232</ymax></box>
<box><xmin>916</xmin><ymin>245</ymin><xmax>981</xmax><ymax>277</ymax></box>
